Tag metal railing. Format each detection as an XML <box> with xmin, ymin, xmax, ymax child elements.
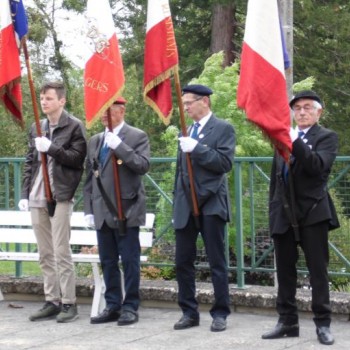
<box><xmin>1</xmin><ymin>156</ymin><xmax>350</xmax><ymax>288</ymax></box>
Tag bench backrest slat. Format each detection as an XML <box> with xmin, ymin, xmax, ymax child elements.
<box><xmin>0</xmin><ymin>211</ymin><xmax>155</xmax><ymax>248</ymax></box>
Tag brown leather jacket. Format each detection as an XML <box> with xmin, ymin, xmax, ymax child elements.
<box><xmin>21</xmin><ymin>110</ymin><xmax>87</xmax><ymax>202</ymax></box>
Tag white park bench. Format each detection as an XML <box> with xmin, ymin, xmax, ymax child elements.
<box><xmin>0</xmin><ymin>210</ymin><xmax>155</xmax><ymax>317</ymax></box>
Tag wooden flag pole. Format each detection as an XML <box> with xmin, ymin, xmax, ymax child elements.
<box><xmin>22</xmin><ymin>38</ymin><xmax>55</xmax><ymax>216</ymax></box>
<box><xmin>174</xmin><ymin>71</ymin><xmax>200</xmax><ymax>226</ymax></box>
<box><xmin>107</xmin><ymin>108</ymin><xmax>126</xmax><ymax>235</ymax></box>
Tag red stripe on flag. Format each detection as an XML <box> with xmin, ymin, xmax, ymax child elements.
<box><xmin>144</xmin><ymin>14</ymin><xmax>178</xmax><ymax>125</ymax></box>
<box><xmin>237</xmin><ymin>44</ymin><xmax>291</xmax><ymax>160</ymax></box>
<box><xmin>84</xmin><ymin>34</ymin><xmax>124</xmax><ymax>127</ymax></box>
<box><xmin>0</xmin><ymin>24</ymin><xmax>24</xmax><ymax>127</ymax></box>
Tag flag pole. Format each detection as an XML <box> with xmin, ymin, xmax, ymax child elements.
<box><xmin>22</xmin><ymin>38</ymin><xmax>56</xmax><ymax>216</ymax></box>
<box><xmin>174</xmin><ymin>71</ymin><xmax>200</xmax><ymax>226</ymax></box>
<box><xmin>107</xmin><ymin>108</ymin><xmax>126</xmax><ymax>235</ymax></box>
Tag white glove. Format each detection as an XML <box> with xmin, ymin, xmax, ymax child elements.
<box><xmin>179</xmin><ymin>136</ymin><xmax>198</xmax><ymax>153</ymax></box>
<box><xmin>18</xmin><ymin>199</ymin><xmax>29</xmax><ymax>211</ymax></box>
<box><xmin>105</xmin><ymin>132</ymin><xmax>122</xmax><ymax>150</ymax></box>
<box><xmin>289</xmin><ymin>128</ymin><xmax>298</xmax><ymax>142</ymax></box>
<box><xmin>84</xmin><ymin>214</ymin><xmax>95</xmax><ymax>228</ymax></box>
<box><xmin>35</xmin><ymin>136</ymin><xmax>52</xmax><ymax>153</ymax></box>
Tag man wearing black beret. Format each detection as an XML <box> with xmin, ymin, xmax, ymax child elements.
<box><xmin>172</xmin><ymin>84</ymin><xmax>235</xmax><ymax>332</ymax></box>
<box><xmin>262</xmin><ymin>90</ymin><xmax>339</xmax><ymax>345</ymax></box>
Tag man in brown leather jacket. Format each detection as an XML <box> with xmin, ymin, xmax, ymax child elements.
<box><xmin>19</xmin><ymin>81</ymin><xmax>86</xmax><ymax>323</ymax></box>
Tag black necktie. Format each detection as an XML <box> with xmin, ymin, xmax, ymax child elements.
<box><xmin>191</xmin><ymin>122</ymin><xmax>200</xmax><ymax>139</ymax></box>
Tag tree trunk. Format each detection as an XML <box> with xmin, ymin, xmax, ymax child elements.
<box><xmin>210</xmin><ymin>2</ymin><xmax>236</xmax><ymax>67</ymax></box>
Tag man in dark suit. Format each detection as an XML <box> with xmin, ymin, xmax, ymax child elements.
<box><xmin>262</xmin><ymin>91</ymin><xmax>339</xmax><ymax>345</ymax></box>
<box><xmin>173</xmin><ymin>84</ymin><xmax>235</xmax><ymax>332</ymax></box>
<box><xmin>83</xmin><ymin>97</ymin><xmax>150</xmax><ymax>325</ymax></box>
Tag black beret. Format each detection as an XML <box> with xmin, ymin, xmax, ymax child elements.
<box><xmin>182</xmin><ymin>84</ymin><xmax>213</xmax><ymax>96</ymax></box>
<box><xmin>289</xmin><ymin>90</ymin><xmax>323</xmax><ymax>108</ymax></box>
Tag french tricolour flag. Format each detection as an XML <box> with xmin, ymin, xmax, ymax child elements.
<box><xmin>237</xmin><ymin>0</ymin><xmax>292</xmax><ymax>160</ymax></box>
<box><xmin>84</xmin><ymin>0</ymin><xmax>125</xmax><ymax>128</ymax></box>
<box><xmin>0</xmin><ymin>0</ymin><xmax>26</xmax><ymax>127</ymax></box>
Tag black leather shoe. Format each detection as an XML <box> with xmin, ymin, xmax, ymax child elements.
<box><xmin>261</xmin><ymin>322</ymin><xmax>299</xmax><ymax>339</ymax></box>
<box><xmin>174</xmin><ymin>315</ymin><xmax>200</xmax><ymax>330</ymax></box>
<box><xmin>317</xmin><ymin>326</ymin><xmax>334</xmax><ymax>345</ymax></box>
<box><xmin>210</xmin><ymin>317</ymin><xmax>226</xmax><ymax>332</ymax></box>
<box><xmin>90</xmin><ymin>308</ymin><xmax>120</xmax><ymax>324</ymax></box>
<box><xmin>117</xmin><ymin>310</ymin><xmax>139</xmax><ymax>326</ymax></box>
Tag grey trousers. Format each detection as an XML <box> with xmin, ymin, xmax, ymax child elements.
<box><xmin>30</xmin><ymin>202</ymin><xmax>76</xmax><ymax>304</ymax></box>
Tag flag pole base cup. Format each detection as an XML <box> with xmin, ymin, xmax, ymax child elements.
<box><xmin>47</xmin><ymin>199</ymin><xmax>57</xmax><ymax>217</ymax></box>
<box><xmin>193</xmin><ymin>214</ymin><xmax>201</xmax><ymax>230</ymax></box>
<box><xmin>118</xmin><ymin>219</ymin><xmax>127</xmax><ymax>236</ymax></box>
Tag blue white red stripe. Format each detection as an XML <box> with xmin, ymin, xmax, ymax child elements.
<box><xmin>237</xmin><ymin>0</ymin><xmax>292</xmax><ymax>160</ymax></box>
<box><xmin>0</xmin><ymin>0</ymin><xmax>25</xmax><ymax>127</ymax></box>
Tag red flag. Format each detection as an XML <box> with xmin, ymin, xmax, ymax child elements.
<box><xmin>0</xmin><ymin>0</ymin><xmax>26</xmax><ymax>128</ymax></box>
<box><xmin>237</xmin><ymin>0</ymin><xmax>292</xmax><ymax>160</ymax></box>
<box><xmin>84</xmin><ymin>0</ymin><xmax>125</xmax><ymax>128</ymax></box>
<box><xmin>143</xmin><ymin>0</ymin><xmax>179</xmax><ymax>125</ymax></box>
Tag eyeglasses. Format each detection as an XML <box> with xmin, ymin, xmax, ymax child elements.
<box><xmin>182</xmin><ymin>97</ymin><xmax>203</xmax><ymax>107</ymax></box>
<box><xmin>293</xmin><ymin>105</ymin><xmax>316</xmax><ymax>113</ymax></box>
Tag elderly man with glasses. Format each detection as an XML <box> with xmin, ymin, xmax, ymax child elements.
<box><xmin>172</xmin><ymin>84</ymin><xmax>235</xmax><ymax>333</ymax></box>
<box><xmin>262</xmin><ymin>90</ymin><xmax>339</xmax><ymax>346</ymax></box>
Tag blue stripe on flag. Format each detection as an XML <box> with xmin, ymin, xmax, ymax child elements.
<box><xmin>279</xmin><ymin>19</ymin><xmax>290</xmax><ymax>70</ymax></box>
<box><xmin>10</xmin><ymin>0</ymin><xmax>28</xmax><ymax>41</ymax></box>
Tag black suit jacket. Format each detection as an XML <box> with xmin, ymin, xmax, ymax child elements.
<box><xmin>172</xmin><ymin>114</ymin><xmax>235</xmax><ymax>229</ymax></box>
<box><xmin>269</xmin><ymin>124</ymin><xmax>339</xmax><ymax>235</ymax></box>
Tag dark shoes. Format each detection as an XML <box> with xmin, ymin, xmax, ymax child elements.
<box><xmin>91</xmin><ymin>309</ymin><xmax>138</xmax><ymax>326</ymax></box>
<box><xmin>90</xmin><ymin>308</ymin><xmax>121</xmax><ymax>324</ymax></box>
<box><xmin>117</xmin><ymin>310</ymin><xmax>139</xmax><ymax>326</ymax></box>
<box><xmin>29</xmin><ymin>301</ymin><xmax>61</xmax><ymax>321</ymax></box>
<box><xmin>262</xmin><ymin>322</ymin><xmax>299</xmax><ymax>339</ymax></box>
<box><xmin>174</xmin><ymin>315</ymin><xmax>226</xmax><ymax>331</ymax></box>
<box><xmin>174</xmin><ymin>315</ymin><xmax>200</xmax><ymax>330</ymax></box>
<box><xmin>317</xmin><ymin>326</ymin><xmax>334</xmax><ymax>345</ymax></box>
<box><xmin>210</xmin><ymin>317</ymin><xmax>226</xmax><ymax>332</ymax></box>
<box><xmin>56</xmin><ymin>303</ymin><xmax>78</xmax><ymax>323</ymax></box>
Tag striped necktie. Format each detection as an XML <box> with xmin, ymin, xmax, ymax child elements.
<box><xmin>191</xmin><ymin>122</ymin><xmax>200</xmax><ymax>139</ymax></box>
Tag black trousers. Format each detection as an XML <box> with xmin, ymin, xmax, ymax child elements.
<box><xmin>273</xmin><ymin>221</ymin><xmax>331</xmax><ymax>327</ymax></box>
<box><xmin>175</xmin><ymin>214</ymin><xmax>231</xmax><ymax>319</ymax></box>
<box><xmin>97</xmin><ymin>223</ymin><xmax>140</xmax><ymax>312</ymax></box>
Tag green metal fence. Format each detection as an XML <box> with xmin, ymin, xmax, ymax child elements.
<box><xmin>1</xmin><ymin>156</ymin><xmax>350</xmax><ymax>288</ymax></box>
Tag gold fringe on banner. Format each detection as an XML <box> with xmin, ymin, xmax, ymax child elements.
<box><xmin>143</xmin><ymin>65</ymin><xmax>179</xmax><ymax>126</ymax></box>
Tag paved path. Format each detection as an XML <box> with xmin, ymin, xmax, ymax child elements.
<box><xmin>0</xmin><ymin>300</ymin><xmax>349</xmax><ymax>349</ymax></box>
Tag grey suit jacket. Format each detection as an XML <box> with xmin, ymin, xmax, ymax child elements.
<box><xmin>172</xmin><ymin>114</ymin><xmax>236</xmax><ymax>229</ymax></box>
<box><xmin>269</xmin><ymin>124</ymin><xmax>339</xmax><ymax>235</ymax></box>
<box><xmin>83</xmin><ymin>123</ymin><xmax>150</xmax><ymax>229</ymax></box>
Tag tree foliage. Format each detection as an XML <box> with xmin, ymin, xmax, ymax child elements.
<box><xmin>1</xmin><ymin>0</ymin><xmax>350</xmax><ymax>157</ymax></box>
<box><xmin>293</xmin><ymin>0</ymin><xmax>350</xmax><ymax>155</ymax></box>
